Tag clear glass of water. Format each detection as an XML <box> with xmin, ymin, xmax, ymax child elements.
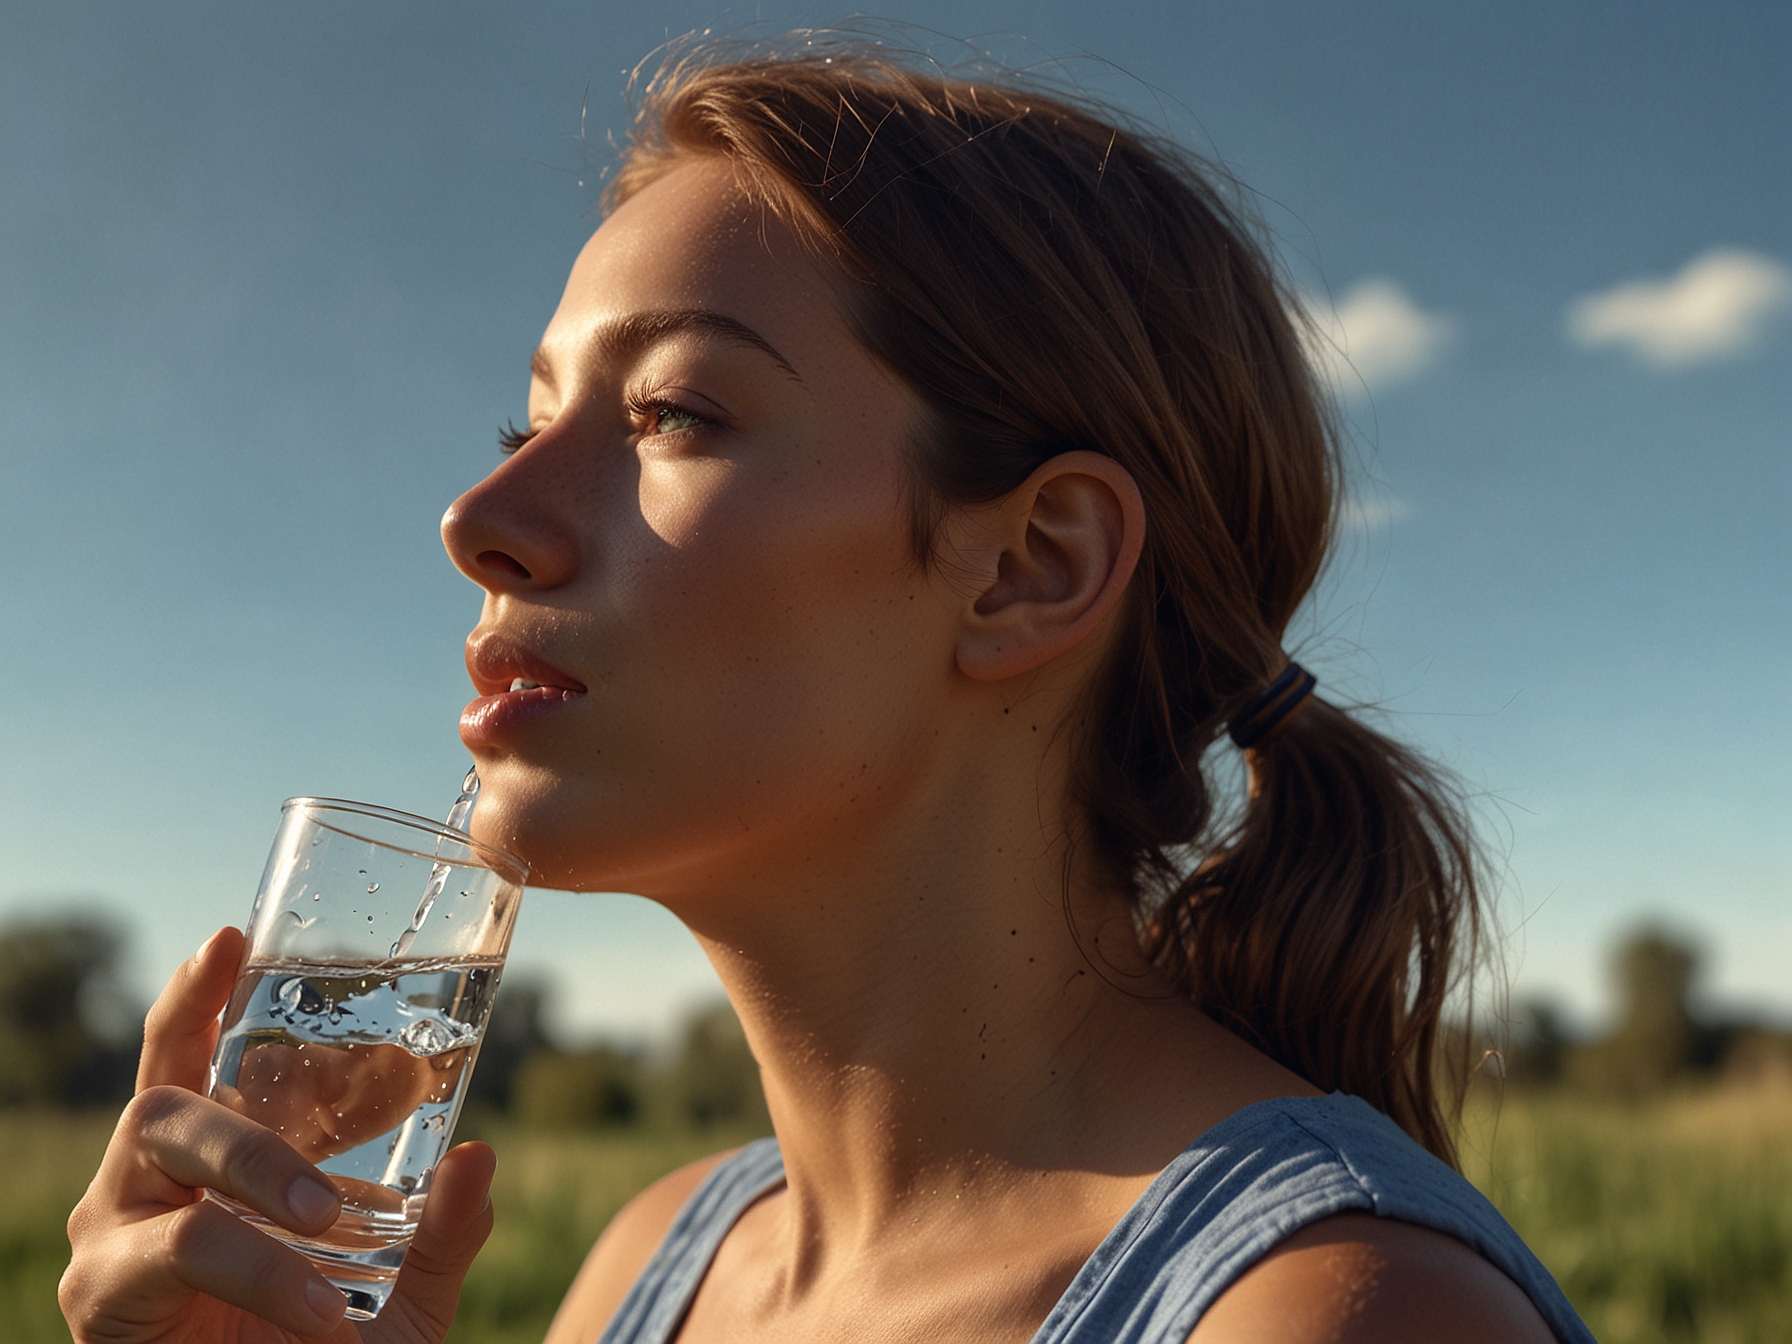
<box><xmin>205</xmin><ymin>797</ymin><xmax>527</xmax><ymax>1319</ymax></box>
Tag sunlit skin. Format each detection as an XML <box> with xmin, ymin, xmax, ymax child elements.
<box><xmin>442</xmin><ymin>158</ymin><xmax>1551</xmax><ymax>1344</ymax></box>
<box><xmin>57</xmin><ymin>155</ymin><xmax>1554</xmax><ymax>1344</ymax></box>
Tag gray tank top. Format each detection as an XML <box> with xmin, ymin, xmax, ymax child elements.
<box><xmin>595</xmin><ymin>1092</ymin><xmax>1594</xmax><ymax>1344</ymax></box>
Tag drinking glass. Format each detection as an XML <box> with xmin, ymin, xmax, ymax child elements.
<box><xmin>205</xmin><ymin>797</ymin><xmax>527</xmax><ymax>1318</ymax></box>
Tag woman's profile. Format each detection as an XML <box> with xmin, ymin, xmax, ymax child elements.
<box><xmin>62</xmin><ymin>39</ymin><xmax>1594</xmax><ymax>1344</ymax></box>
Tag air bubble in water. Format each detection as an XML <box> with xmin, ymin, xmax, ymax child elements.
<box><xmin>273</xmin><ymin>977</ymin><xmax>325</xmax><ymax>1018</ymax></box>
<box><xmin>366</xmin><ymin>882</ymin><xmax>380</xmax><ymax>894</ymax></box>
<box><xmin>398</xmin><ymin>1019</ymin><xmax>453</xmax><ymax>1056</ymax></box>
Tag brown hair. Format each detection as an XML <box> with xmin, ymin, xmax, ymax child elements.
<box><xmin>608</xmin><ymin>42</ymin><xmax>1484</xmax><ymax>1165</ymax></box>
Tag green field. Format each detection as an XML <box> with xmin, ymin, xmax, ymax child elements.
<box><xmin>13</xmin><ymin>1082</ymin><xmax>1791</xmax><ymax>1343</ymax></box>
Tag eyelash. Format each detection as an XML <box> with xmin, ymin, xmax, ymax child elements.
<box><xmin>497</xmin><ymin>419</ymin><xmax>535</xmax><ymax>455</ymax></box>
<box><xmin>495</xmin><ymin>397</ymin><xmax>715</xmax><ymax>456</ymax></box>
<box><xmin>624</xmin><ymin>392</ymin><xmax>715</xmax><ymax>437</ymax></box>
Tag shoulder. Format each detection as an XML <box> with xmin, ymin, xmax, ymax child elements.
<box><xmin>542</xmin><ymin>1148</ymin><xmax>739</xmax><ymax>1344</ymax></box>
<box><xmin>1186</xmin><ymin>1212</ymin><xmax>1559</xmax><ymax>1344</ymax></box>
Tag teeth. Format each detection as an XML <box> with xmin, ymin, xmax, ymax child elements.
<box><xmin>509</xmin><ymin>677</ymin><xmax>541</xmax><ymax>691</ymax></box>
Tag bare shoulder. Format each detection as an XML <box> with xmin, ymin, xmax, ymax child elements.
<box><xmin>1187</xmin><ymin>1212</ymin><xmax>1560</xmax><ymax>1344</ymax></box>
<box><xmin>542</xmin><ymin>1148</ymin><xmax>739</xmax><ymax>1344</ymax></box>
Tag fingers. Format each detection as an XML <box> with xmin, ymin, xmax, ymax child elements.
<box><xmin>380</xmin><ymin>1143</ymin><xmax>497</xmax><ymax>1339</ymax></box>
<box><xmin>138</xmin><ymin>926</ymin><xmax>244</xmax><ymax>1092</ymax></box>
<box><xmin>98</xmin><ymin>1086</ymin><xmax>341</xmax><ymax>1237</ymax></box>
<box><xmin>62</xmin><ymin>1197</ymin><xmax>347</xmax><ymax>1338</ymax></box>
<box><xmin>159</xmin><ymin>1201</ymin><xmax>348</xmax><ymax>1334</ymax></box>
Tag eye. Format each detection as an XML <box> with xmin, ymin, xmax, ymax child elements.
<box><xmin>626</xmin><ymin>392</ymin><xmax>716</xmax><ymax>438</ymax></box>
<box><xmin>497</xmin><ymin>419</ymin><xmax>537</xmax><ymax>455</ymax></box>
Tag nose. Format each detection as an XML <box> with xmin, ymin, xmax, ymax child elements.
<box><xmin>441</xmin><ymin>445</ymin><xmax>581</xmax><ymax>593</ymax></box>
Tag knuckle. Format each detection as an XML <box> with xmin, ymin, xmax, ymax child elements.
<box><xmin>66</xmin><ymin>1191</ymin><xmax>99</xmax><ymax>1245</ymax></box>
<box><xmin>222</xmin><ymin>1131</ymin><xmax>293</xmax><ymax>1200</ymax></box>
<box><xmin>120</xmin><ymin>1084</ymin><xmax>191</xmax><ymax>1138</ymax></box>
<box><xmin>56</xmin><ymin>1258</ymin><xmax>89</xmax><ymax>1316</ymax></box>
<box><xmin>58</xmin><ymin>1234</ymin><xmax>131</xmax><ymax>1341</ymax></box>
<box><xmin>160</xmin><ymin>1199</ymin><xmax>220</xmax><ymax>1265</ymax></box>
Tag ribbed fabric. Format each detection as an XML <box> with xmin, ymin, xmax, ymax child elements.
<box><xmin>594</xmin><ymin>1093</ymin><xmax>1594</xmax><ymax>1344</ymax></box>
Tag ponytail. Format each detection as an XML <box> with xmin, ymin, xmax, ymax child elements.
<box><xmin>1140</xmin><ymin>700</ymin><xmax>1481</xmax><ymax>1164</ymax></box>
<box><xmin>615</xmin><ymin>43</ymin><xmax>1489</xmax><ymax>1165</ymax></box>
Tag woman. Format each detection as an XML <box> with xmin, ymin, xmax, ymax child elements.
<box><xmin>62</xmin><ymin>43</ymin><xmax>1593</xmax><ymax>1344</ymax></box>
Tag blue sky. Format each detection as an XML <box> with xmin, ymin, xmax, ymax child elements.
<box><xmin>3</xmin><ymin>0</ymin><xmax>1787</xmax><ymax>1041</ymax></box>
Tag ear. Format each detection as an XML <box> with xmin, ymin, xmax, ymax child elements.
<box><xmin>953</xmin><ymin>451</ymin><xmax>1146</xmax><ymax>682</ymax></box>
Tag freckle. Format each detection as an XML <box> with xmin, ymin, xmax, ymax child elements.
<box><xmin>1002</xmin><ymin>707</ymin><xmax>1009</xmax><ymax>714</ymax></box>
<box><xmin>1010</xmin><ymin>929</ymin><xmax>1017</xmax><ymax>936</ymax></box>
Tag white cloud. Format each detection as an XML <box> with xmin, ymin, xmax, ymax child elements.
<box><xmin>1566</xmin><ymin>247</ymin><xmax>1792</xmax><ymax>370</ymax></box>
<box><xmin>1299</xmin><ymin>278</ymin><xmax>1457</xmax><ymax>395</ymax></box>
<box><xmin>1337</xmin><ymin>492</ymin><xmax>1412</xmax><ymax>533</ymax></box>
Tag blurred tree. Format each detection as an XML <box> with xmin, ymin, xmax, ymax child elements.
<box><xmin>0</xmin><ymin>913</ymin><xmax>141</xmax><ymax>1107</ymax></box>
<box><xmin>464</xmin><ymin>976</ymin><xmax>554</xmax><ymax>1115</ymax></box>
<box><xmin>512</xmin><ymin>1046</ymin><xmax>645</xmax><ymax>1128</ymax></box>
<box><xmin>1573</xmin><ymin>924</ymin><xmax>1728</xmax><ymax>1096</ymax></box>
<box><xmin>666</xmin><ymin>1002</ymin><xmax>769</xmax><ymax>1131</ymax></box>
<box><xmin>1500</xmin><ymin>997</ymin><xmax>1571</xmax><ymax>1086</ymax></box>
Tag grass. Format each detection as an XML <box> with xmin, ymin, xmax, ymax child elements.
<box><xmin>444</xmin><ymin>1119</ymin><xmax>768</xmax><ymax>1344</ymax></box>
<box><xmin>0</xmin><ymin>1109</ymin><xmax>115</xmax><ymax>1344</ymax></box>
<box><xmin>12</xmin><ymin>1081</ymin><xmax>1792</xmax><ymax>1343</ymax></box>
<box><xmin>1459</xmin><ymin>1078</ymin><xmax>1792</xmax><ymax>1343</ymax></box>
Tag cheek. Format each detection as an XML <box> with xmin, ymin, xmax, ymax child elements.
<box><xmin>557</xmin><ymin>450</ymin><xmax>949</xmax><ymax>886</ymax></box>
<box><xmin>635</xmin><ymin>455</ymin><xmax>934</xmax><ymax>740</ymax></box>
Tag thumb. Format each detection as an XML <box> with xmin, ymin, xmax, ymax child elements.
<box><xmin>136</xmin><ymin>926</ymin><xmax>245</xmax><ymax>1091</ymax></box>
<box><xmin>375</xmin><ymin>1142</ymin><xmax>497</xmax><ymax>1342</ymax></box>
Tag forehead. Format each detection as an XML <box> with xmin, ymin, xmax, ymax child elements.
<box><xmin>542</xmin><ymin>157</ymin><xmax>843</xmax><ymax>362</ymax></box>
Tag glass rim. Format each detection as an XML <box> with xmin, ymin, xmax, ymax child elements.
<box><xmin>281</xmin><ymin>796</ymin><xmax>529</xmax><ymax>884</ymax></box>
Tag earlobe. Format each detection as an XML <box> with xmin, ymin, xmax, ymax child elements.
<box><xmin>954</xmin><ymin>451</ymin><xmax>1146</xmax><ymax>682</ymax></box>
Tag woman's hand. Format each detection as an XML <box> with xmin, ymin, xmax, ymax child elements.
<box><xmin>60</xmin><ymin>927</ymin><xmax>496</xmax><ymax>1344</ymax></box>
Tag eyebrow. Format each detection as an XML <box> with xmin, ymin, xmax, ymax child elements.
<box><xmin>530</xmin><ymin>308</ymin><xmax>804</xmax><ymax>387</ymax></box>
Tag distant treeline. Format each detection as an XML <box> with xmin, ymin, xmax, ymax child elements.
<box><xmin>1497</xmin><ymin>926</ymin><xmax>1792</xmax><ymax>1096</ymax></box>
<box><xmin>0</xmin><ymin>912</ymin><xmax>767</xmax><ymax>1131</ymax></box>
<box><xmin>3</xmin><ymin>912</ymin><xmax>1786</xmax><ymax>1119</ymax></box>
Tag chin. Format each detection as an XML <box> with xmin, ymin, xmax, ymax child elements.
<box><xmin>465</xmin><ymin>760</ymin><xmax>603</xmax><ymax>891</ymax></box>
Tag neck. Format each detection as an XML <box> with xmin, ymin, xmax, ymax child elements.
<box><xmin>656</xmin><ymin>717</ymin><xmax>1309</xmax><ymax>1254</ymax></box>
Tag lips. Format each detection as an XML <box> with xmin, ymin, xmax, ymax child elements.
<box><xmin>460</xmin><ymin>631</ymin><xmax>588</xmax><ymax>747</ymax></box>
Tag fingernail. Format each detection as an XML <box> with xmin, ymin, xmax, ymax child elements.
<box><xmin>306</xmin><ymin>1277</ymin><xmax>346</xmax><ymax>1326</ymax></box>
<box><xmin>287</xmin><ymin>1176</ymin><xmax>338</xmax><ymax>1225</ymax></box>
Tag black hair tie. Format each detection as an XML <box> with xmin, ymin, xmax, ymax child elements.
<box><xmin>1227</xmin><ymin>662</ymin><xmax>1318</xmax><ymax>749</ymax></box>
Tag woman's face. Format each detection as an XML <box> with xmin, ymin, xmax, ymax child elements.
<box><xmin>442</xmin><ymin>157</ymin><xmax>957</xmax><ymax>896</ymax></box>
